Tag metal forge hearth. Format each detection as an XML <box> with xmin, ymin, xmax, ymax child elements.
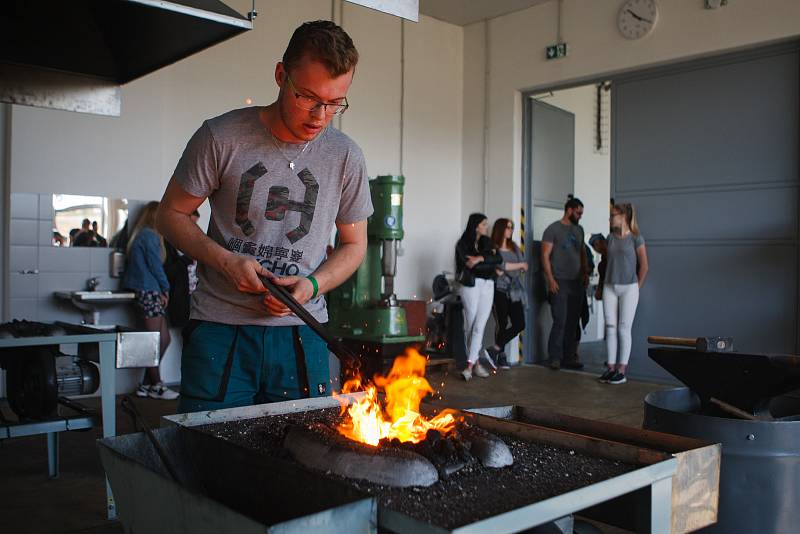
<box><xmin>99</xmin><ymin>390</ymin><xmax>720</xmax><ymax>533</ymax></box>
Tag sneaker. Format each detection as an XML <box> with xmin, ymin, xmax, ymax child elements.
<box><xmin>548</xmin><ymin>359</ymin><xmax>561</xmax><ymax>370</ymax></box>
<box><xmin>473</xmin><ymin>362</ymin><xmax>490</xmax><ymax>378</ymax></box>
<box><xmin>135</xmin><ymin>383</ymin><xmax>150</xmax><ymax>398</ymax></box>
<box><xmin>481</xmin><ymin>348</ymin><xmax>498</xmax><ymax>371</ymax></box>
<box><xmin>461</xmin><ymin>368</ymin><xmax>473</xmax><ymax>382</ymax></box>
<box><xmin>497</xmin><ymin>352</ymin><xmax>511</xmax><ymax>370</ymax></box>
<box><xmin>598</xmin><ymin>368</ymin><xmax>615</xmax><ymax>383</ymax></box>
<box><xmin>148</xmin><ymin>382</ymin><xmax>180</xmax><ymax>400</ymax></box>
<box><xmin>608</xmin><ymin>372</ymin><xmax>627</xmax><ymax>385</ymax></box>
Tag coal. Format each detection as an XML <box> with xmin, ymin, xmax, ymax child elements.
<box><xmin>196</xmin><ymin>408</ymin><xmax>635</xmax><ymax>529</ymax></box>
<box><xmin>284</xmin><ymin>423</ymin><xmax>439</xmax><ymax>487</ymax></box>
<box><xmin>460</xmin><ymin>424</ymin><xmax>514</xmax><ymax>468</ymax></box>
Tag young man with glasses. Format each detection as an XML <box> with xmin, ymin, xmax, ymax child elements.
<box><xmin>156</xmin><ymin>21</ymin><xmax>372</xmax><ymax>413</ymax></box>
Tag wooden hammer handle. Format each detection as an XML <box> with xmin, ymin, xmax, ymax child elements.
<box><xmin>647</xmin><ymin>336</ymin><xmax>697</xmax><ymax>347</ymax></box>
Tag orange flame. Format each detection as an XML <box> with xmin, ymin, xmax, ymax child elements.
<box><xmin>334</xmin><ymin>349</ymin><xmax>456</xmax><ymax>446</ymax></box>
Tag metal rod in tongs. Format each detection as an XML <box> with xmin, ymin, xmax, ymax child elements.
<box><xmin>259</xmin><ymin>275</ymin><xmax>360</xmax><ymax>372</ymax></box>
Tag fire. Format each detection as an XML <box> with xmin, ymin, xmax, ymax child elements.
<box><xmin>335</xmin><ymin>349</ymin><xmax>456</xmax><ymax>446</ymax></box>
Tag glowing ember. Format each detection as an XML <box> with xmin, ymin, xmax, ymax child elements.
<box><xmin>334</xmin><ymin>349</ymin><xmax>456</xmax><ymax>446</ymax></box>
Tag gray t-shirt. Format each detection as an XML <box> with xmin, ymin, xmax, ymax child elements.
<box><xmin>174</xmin><ymin>107</ymin><xmax>373</xmax><ymax>326</ymax></box>
<box><xmin>542</xmin><ymin>221</ymin><xmax>585</xmax><ymax>281</ymax></box>
<box><xmin>496</xmin><ymin>248</ymin><xmax>525</xmax><ymax>302</ymax></box>
<box><xmin>605</xmin><ymin>233</ymin><xmax>645</xmax><ymax>285</ymax></box>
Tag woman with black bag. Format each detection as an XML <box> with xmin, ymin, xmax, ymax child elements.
<box><xmin>455</xmin><ymin>213</ymin><xmax>502</xmax><ymax>381</ymax></box>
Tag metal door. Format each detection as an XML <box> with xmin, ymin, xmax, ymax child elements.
<box><xmin>522</xmin><ymin>99</ymin><xmax>575</xmax><ymax>363</ymax></box>
<box><xmin>612</xmin><ymin>43</ymin><xmax>800</xmax><ymax>382</ymax></box>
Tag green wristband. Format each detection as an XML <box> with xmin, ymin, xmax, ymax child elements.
<box><xmin>306</xmin><ymin>275</ymin><xmax>319</xmax><ymax>299</ymax></box>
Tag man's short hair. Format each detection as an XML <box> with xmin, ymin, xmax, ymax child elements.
<box><xmin>564</xmin><ymin>195</ymin><xmax>583</xmax><ymax>211</ymax></box>
<box><xmin>283</xmin><ymin>20</ymin><xmax>359</xmax><ymax>77</ymax></box>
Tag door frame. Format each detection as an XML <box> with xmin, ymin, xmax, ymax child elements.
<box><xmin>522</xmin><ymin>84</ymin><xmax>608</xmax><ymax>365</ymax></box>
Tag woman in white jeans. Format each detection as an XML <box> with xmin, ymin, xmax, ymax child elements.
<box><xmin>599</xmin><ymin>203</ymin><xmax>648</xmax><ymax>385</ymax></box>
<box><xmin>455</xmin><ymin>213</ymin><xmax>502</xmax><ymax>381</ymax></box>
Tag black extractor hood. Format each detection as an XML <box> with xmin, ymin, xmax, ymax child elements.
<box><xmin>0</xmin><ymin>0</ymin><xmax>253</xmax><ymax>116</ymax></box>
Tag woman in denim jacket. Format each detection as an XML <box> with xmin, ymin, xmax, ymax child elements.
<box><xmin>123</xmin><ymin>201</ymin><xmax>178</xmax><ymax>400</ymax></box>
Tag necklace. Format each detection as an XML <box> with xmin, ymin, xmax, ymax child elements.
<box><xmin>267</xmin><ymin>129</ymin><xmax>309</xmax><ymax>170</ymax></box>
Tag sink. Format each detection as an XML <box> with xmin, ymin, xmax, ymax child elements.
<box><xmin>58</xmin><ymin>290</ymin><xmax>136</xmax><ymax>302</ymax></box>
<box><xmin>54</xmin><ymin>290</ymin><xmax>136</xmax><ymax>324</ymax></box>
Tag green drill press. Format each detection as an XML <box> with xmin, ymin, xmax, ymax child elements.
<box><xmin>328</xmin><ymin>175</ymin><xmax>424</xmax><ymax>374</ymax></box>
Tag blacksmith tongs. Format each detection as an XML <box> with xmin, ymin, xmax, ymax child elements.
<box><xmin>259</xmin><ymin>275</ymin><xmax>361</xmax><ymax>376</ymax></box>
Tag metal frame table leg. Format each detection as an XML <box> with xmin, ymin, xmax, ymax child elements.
<box><xmin>650</xmin><ymin>475</ymin><xmax>673</xmax><ymax>533</ymax></box>
<box><xmin>99</xmin><ymin>340</ymin><xmax>117</xmax><ymax>520</ymax></box>
<box><xmin>47</xmin><ymin>431</ymin><xmax>59</xmax><ymax>478</ymax></box>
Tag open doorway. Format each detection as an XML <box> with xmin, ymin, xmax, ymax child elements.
<box><xmin>522</xmin><ymin>82</ymin><xmax>612</xmax><ymax>372</ymax></box>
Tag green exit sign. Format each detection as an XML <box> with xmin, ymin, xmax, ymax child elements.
<box><xmin>546</xmin><ymin>42</ymin><xmax>568</xmax><ymax>60</ymax></box>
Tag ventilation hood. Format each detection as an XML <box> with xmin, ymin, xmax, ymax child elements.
<box><xmin>0</xmin><ymin>0</ymin><xmax>253</xmax><ymax>116</ymax></box>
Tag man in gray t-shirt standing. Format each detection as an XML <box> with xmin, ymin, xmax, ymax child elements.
<box><xmin>156</xmin><ymin>21</ymin><xmax>373</xmax><ymax>413</ymax></box>
<box><xmin>541</xmin><ymin>197</ymin><xmax>588</xmax><ymax>370</ymax></box>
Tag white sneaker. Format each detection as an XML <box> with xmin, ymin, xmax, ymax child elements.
<box><xmin>473</xmin><ymin>362</ymin><xmax>490</xmax><ymax>378</ymax></box>
<box><xmin>148</xmin><ymin>382</ymin><xmax>179</xmax><ymax>400</ymax></box>
<box><xmin>461</xmin><ymin>368</ymin><xmax>473</xmax><ymax>382</ymax></box>
<box><xmin>135</xmin><ymin>384</ymin><xmax>151</xmax><ymax>398</ymax></box>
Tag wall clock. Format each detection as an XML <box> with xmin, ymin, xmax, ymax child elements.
<box><xmin>618</xmin><ymin>0</ymin><xmax>659</xmax><ymax>40</ymax></box>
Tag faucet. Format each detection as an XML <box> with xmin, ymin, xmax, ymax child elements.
<box><xmin>87</xmin><ymin>277</ymin><xmax>100</xmax><ymax>292</ymax></box>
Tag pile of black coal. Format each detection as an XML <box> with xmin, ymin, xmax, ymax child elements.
<box><xmin>282</xmin><ymin>420</ymin><xmax>512</xmax><ymax>488</ymax></box>
<box><xmin>0</xmin><ymin>320</ymin><xmax>66</xmax><ymax>339</ymax></box>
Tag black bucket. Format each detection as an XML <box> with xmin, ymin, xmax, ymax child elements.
<box><xmin>644</xmin><ymin>387</ymin><xmax>800</xmax><ymax>534</ymax></box>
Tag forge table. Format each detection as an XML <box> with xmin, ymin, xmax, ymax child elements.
<box><xmin>155</xmin><ymin>396</ymin><xmax>687</xmax><ymax>533</ymax></box>
<box><xmin>0</xmin><ymin>331</ymin><xmax>120</xmax><ymax>519</ymax></box>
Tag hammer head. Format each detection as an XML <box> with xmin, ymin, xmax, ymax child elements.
<box><xmin>698</xmin><ymin>336</ymin><xmax>734</xmax><ymax>352</ymax></box>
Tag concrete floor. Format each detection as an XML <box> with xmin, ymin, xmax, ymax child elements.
<box><xmin>0</xmin><ymin>365</ymin><xmax>666</xmax><ymax>534</ymax></box>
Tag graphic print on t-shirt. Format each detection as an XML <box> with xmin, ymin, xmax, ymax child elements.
<box><xmin>235</xmin><ymin>163</ymin><xmax>319</xmax><ymax>243</ymax></box>
<box><xmin>265</xmin><ymin>167</ymin><xmax>319</xmax><ymax>244</ymax></box>
<box><xmin>235</xmin><ymin>162</ymin><xmax>267</xmax><ymax>236</ymax></box>
<box><xmin>562</xmin><ymin>231</ymin><xmax>579</xmax><ymax>250</ymax></box>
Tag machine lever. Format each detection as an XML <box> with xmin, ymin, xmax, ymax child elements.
<box><xmin>259</xmin><ymin>275</ymin><xmax>361</xmax><ymax>373</ymax></box>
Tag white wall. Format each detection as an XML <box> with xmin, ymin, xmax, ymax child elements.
<box><xmin>544</xmin><ymin>85</ymin><xmax>611</xmax><ymax>241</ymax></box>
<box><xmin>4</xmin><ymin>0</ymin><xmax>464</xmax><ymax>393</ymax></box>
<box><xmin>462</xmin><ymin>0</ymin><xmax>800</xmax><ymax>223</ymax></box>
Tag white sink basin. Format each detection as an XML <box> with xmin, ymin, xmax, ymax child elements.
<box><xmin>55</xmin><ymin>290</ymin><xmax>136</xmax><ymax>302</ymax></box>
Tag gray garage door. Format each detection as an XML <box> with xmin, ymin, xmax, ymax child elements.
<box><xmin>612</xmin><ymin>43</ymin><xmax>800</xmax><ymax>382</ymax></box>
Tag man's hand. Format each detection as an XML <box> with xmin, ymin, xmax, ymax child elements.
<box><xmin>220</xmin><ymin>252</ymin><xmax>269</xmax><ymax>295</ymax></box>
<box><xmin>263</xmin><ymin>276</ymin><xmax>315</xmax><ymax>317</ymax></box>
<box><xmin>548</xmin><ymin>277</ymin><xmax>559</xmax><ymax>294</ymax></box>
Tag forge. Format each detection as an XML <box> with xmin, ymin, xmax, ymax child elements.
<box><xmin>98</xmin><ymin>351</ymin><xmax>719</xmax><ymax>532</ymax></box>
<box><xmin>262</xmin><ymin>349</ymin><xmax>513</xmax><ymax>488</ymax></box>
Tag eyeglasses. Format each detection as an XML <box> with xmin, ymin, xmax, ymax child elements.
<box><xmin>285</xmin><ymin>74</ymin><xmax>349</xmax><ymax>116</ymax></box>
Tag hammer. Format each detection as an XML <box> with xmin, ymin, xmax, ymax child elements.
<box><xmin>647</xmin><ymin>336</ymin><xmax>733</xmax><ymax>353</ymax></box>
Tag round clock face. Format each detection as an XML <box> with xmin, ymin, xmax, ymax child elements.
<box><xmin>618</xmin><ymin>0</ymin><xmax>658</xmax><ymax>40</ymax></box>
